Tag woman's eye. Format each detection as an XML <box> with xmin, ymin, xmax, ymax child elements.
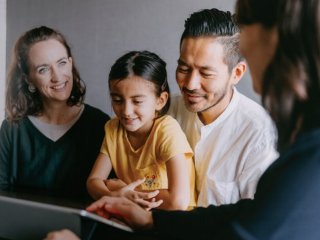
<box><xmin>38</xmin><ymin>67</ymin><xmax>49</xmax><ymax>74</ymax></box>
<box><xmin>58</xmin><ymin>61</ymin><xmax>67</xmax><ymax>66</ymax></box>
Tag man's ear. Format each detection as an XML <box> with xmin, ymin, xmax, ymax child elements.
<box><xmin>231</xmin><ymin>61</ymin><xmax>246</xmax><ymax>85</ymax></box>
<box><xmin>156</xmin><ymin>91</ymin><xmax>169</xmax><ymax>111</ymax></box>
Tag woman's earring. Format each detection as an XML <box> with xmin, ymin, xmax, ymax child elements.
<box><xmin>28</xmin><ymin>84</ymin><xmax>36</xmax><ymax>93</ymax></box>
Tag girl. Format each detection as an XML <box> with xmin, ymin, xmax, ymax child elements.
<box><xmin>87</xmin><ymin>51</ymin><xmax>196</xmax><ymax>210</ymax></box>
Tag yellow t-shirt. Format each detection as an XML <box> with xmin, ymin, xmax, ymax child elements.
<box><xmin>100</xmin><ymin>115</ymin><xmax>196</xmax><ymax>208</ymax></box>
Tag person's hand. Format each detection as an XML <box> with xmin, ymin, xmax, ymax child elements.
<box><xmin>86</xmin><ymin>196</ymin><xmax>155</xmax><ymax>230</ymax></box>
<box><xmin>44</xmin><ymin>229</ymin><xmax>79</xmax><ymax>240</ymax></box>
<box><xmin>113</xmin><ymin>178</ymin><xmax>162</xmax><ymax>210</ymax></box>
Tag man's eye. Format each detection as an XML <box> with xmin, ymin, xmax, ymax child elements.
<box><xmin>112</xmin><ymin>98</ymin><xmax>122</xmax><ymax>103</ymax></box>
<box><xmin>201</xmin><ymin>72</ymin><xmax>215</xmax><ymax>78</ymax></box>
<box><xmin>177</xmin><ymin>67</ymin><xmax>189</xmax><ymax>73</ymax></box>
<box><xmin>202</xmin><ymin>73</ymin><xmax>213</xmax><ymax>77</ymax></box>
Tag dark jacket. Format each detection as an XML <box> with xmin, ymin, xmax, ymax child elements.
<box><xmin>153</xmin><ymin>126</ymin><xmax>320</xmax><ymax>240</ymax></box>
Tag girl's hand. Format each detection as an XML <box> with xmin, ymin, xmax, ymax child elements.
<box><xmin>114</xmin><ymin>178</ymin><xmax>163</xmax><ymax>210</ymax></box>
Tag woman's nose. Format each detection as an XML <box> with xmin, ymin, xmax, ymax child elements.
<box><xmin>50</xmin><ymin>67</ymin><xmax>62</xmax><ymax>82</ymax></box>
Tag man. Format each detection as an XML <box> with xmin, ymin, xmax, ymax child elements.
<box><xmin>168</xmin><ymin>8</ymin><xmax>278</xmax><ymax>207</ymax></box>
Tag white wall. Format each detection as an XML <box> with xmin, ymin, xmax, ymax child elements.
<box><xmin>7</xmin><ymin>0</ymin><xmax>259</xmax><ymax>116</ymax></box>
<box><xmin>0</xmin><ymin>0</ymin><xmax>6</xmax><ymax>122</ymax></box>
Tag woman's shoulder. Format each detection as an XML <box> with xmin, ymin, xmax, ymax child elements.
<box><xmin>0</xmin><ymin>117</ymin><xmax>32</xmax><ymax>140</ymax></box>
<box><xmin>82</xmin><ymin>104</ymin><xmax>110</xmax><ymax>122</ymax></box>
<box><xmin>1</xmin><ymin>117</ymin><xmax>29</xmax><ymax>129</ymax></box>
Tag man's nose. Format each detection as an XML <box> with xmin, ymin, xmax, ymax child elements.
<box><xmin>183</xmin><ymin>71</ymin><xmax>201</xmax><ymax>90</ymax></box>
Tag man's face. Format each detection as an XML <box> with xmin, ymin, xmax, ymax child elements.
<box><xmin>176</xmin><ymin>36</ymin><xmax>235</xmax><ymax>116</ymax></box>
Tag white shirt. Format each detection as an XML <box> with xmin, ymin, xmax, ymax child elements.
<box><xmin>168</xmin><ymin>88</ymin><xmax>278</xmax><ymax>207</ymax></box>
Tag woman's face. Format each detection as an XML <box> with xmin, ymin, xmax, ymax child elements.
<box><xmin>27</xmin><ymin>39</ymin><xmax>73</xmax><ymax>104</ymax></box>
<box><xmin>239</xmin><ymin>24</ymin><xmax>278</xmax><ymax>94</ymax></box>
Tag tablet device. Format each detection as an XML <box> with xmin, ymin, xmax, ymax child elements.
<box><xmin>0</xmin><ymin>195</ymin><xmax>133</xmax><ymax>240</ymax></box>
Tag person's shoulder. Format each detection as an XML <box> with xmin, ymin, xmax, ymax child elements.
<box><xmin>0</xmin><ymin>118</ymin><xmax>30</xmax><ymax>139</ymax></box>
<box><xmin>168</xmin><ymin>94</ymin><xmax>194</xmax><ymax>120</ymax></box>
<box><xmin>0</xmin><ymin>118</ymin><xmax>10</xmax><ymax>127</ymax></box>
<box><xmin>291</xmin><ymin>128</ymin><xmax>320</xmax><ymax>154</ymax></box>
<box><xmin>237</xmin><ymin>92</ymin><xmax>271</xmax><ymax>122</ymax></box>
<box><xmin>0</xmin><ymin>119</ymin><xmax>10</xmax><ymax>133</ymax></box>
<box><xmin>105</xmin><ymin>117</ymin><xmax>120</xmax><ymax>129</ymax></box>
<box><xmin>155</xmin><ymin>115</ymin><xmax>183</xmax><ymax>133</ymax></box>
<box><xmin>232</xmin><ymin>91</ymin><xmax>276</xmax><ymax>139</ymax></box>
<box><xmin>156</xmin><ymin>115</ymin><xmax>178</xmax><ymax>125</ymax></box>
<box><xmin>1</xmin><ymin>117</ymin><xmax>28</xmax><ymax>129</ymax></box>
<box><xmin>83</xmin><ymin>104</ymin><xmax>110</xmax><ymax>121</ymax></box>
<box><xmin>104</xmin><ymin>118</ymin><xmax>122</xmax><ymax>141</ymax></box>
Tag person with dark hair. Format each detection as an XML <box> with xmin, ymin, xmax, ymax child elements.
<box><xmin>168</xmin><ymin>8</ymin><xmax>277</xmax><ymax>207</ymax></box>
<box><xmin>86</xmin><ymin>51</ymin><xmax>196</xmax><ymax>210</ymax></box>
<box><xmin>80</xmin><ymin>0</ymin><xmax>320</xmax><ymax>239</ymax></box>
<box><xmin>0</xmin><ymin>26</ymin><xmax>110</xmax><ymax>199</ymax></box>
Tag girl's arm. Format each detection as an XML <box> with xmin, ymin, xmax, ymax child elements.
<box><xmin>104</xmin><ymin>178</ymin><xmax>127</xmax><ymax>191</ymax></box>
<box><xmin>86</xmin><ymin>153</ymin><xmax>113</xmax><ymax>199</ymax></box>
<box><xmin>153</xmin><ymin>153</ymin><xmax>190</xmax><ymax>210</ymax></box>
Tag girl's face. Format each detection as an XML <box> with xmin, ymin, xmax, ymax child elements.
<box><xmin>110</xmin><ymin>76</ymin><xmax>168</xmax><ymax>136</ymax></box>
<box><xmin>27</xmin><ymin>39</ymin><xmax>73</xmax><ymax>104</ymax></box>
<box><xmin>239</xmin><ymin>24</ymin><xmax>278</xmax><ymax>94</ymax></box>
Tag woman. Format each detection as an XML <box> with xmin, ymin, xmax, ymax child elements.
<box><xmin>47</xmin><ymin>0</ymin><xmax>320</xmax><ymax>239</ymax></box>
<box><xmin>0</xmin><ymin>26</ymin><xmax>110</xmax><ymax>199</ymax></box>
